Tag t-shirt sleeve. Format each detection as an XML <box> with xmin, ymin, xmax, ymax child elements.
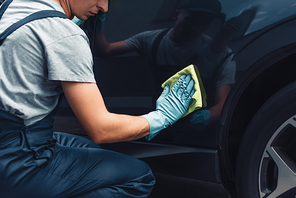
<box><xmin>45</xmin><ymin>34</ymin><xmax>96</xmax><ymax>83</ymax></box>
<box><xmin>216</xmin><ymin>53</ymin><xmax>236</xmax><ymax>88</ymax></box>
<box><xmin>124</xmin><ymin>29</ymin><xmax>165</xmax><ymax>56</ymax></box>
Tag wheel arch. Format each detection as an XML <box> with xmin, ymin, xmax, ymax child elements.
<box><xmin>218</xmin><ymin>43</ymin><xmax>296</xmax><ymax>193</ymax></box>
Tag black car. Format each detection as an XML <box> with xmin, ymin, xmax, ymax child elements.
<box><xmin>54</xmin><ymin>0</ymin><xmax>296</xmax><ymax>197</ymax></box>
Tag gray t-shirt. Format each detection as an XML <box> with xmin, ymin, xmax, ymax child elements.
<box><xmin>0</xmin><ymin>0</ymin><xmax>96</xmax><ymax>125</ymax></box>
<box><xmin>125</xmin><ymin>28</ymin><xmax>236</xmax><ymax>88</ymax></box>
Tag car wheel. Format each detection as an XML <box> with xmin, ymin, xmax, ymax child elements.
<box><xmin>235</xmin><ymin>81</ymin><xmax>296</xmax><ymax>198</ymax></box>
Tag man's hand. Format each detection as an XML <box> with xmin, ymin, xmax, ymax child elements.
<box><xmin>142</xmin><ymin>74</ymin><xmax>195</xmax><ymax>141</ymax></box>
<box><xmin>187</xmin><ymin>109</ymin><xmax>211</xmax><ymax>130</ymax></box>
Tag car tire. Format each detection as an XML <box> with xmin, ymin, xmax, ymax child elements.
<box><xmin>235</xmin><ymin>81</ymin><xmax>296</xmax><ymax>198</ymax></box>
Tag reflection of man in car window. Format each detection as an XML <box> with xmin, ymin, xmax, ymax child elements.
<box><xmin>91</xmin><ymin>0</ymin><xmax>237</xmax><ymax>143</ymax></box>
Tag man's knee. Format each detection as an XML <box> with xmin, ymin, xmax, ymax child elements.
<box><xmin>79</xmin><ymin>158</ymin><xmax>155</xmax><ymax>198</ymax></box>
<box><xmin>123</xmin><ymin>159</ymin><xmax>155</xmax><ymax>197</ymax></box>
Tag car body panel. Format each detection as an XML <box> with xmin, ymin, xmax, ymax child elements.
<box><xmin>95</xmin><ymin>0</ymin><xmax>296</xmax><ymax>148</ymax></box>
<box><xmin>220</xmin><ymin>0</ymin><xmax>296</xmax><ymax>35</ymax></box>
<box><xmin>59</xmin><ymin>0</ymin><xmax>296</xmax><ymax>192</ymax></box>
<box><xmin>101</xmin><ymin>141</ymin><xmax>222</xmax><ymax>182</ymax></box>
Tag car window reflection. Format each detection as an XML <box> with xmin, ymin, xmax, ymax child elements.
<box><xmin>220</xmin><ymin>0</ymin><xmax>296</xmax><ymax>35</ymax></box>
<box><xmin>81</xmin><ymin>0</ymin><xmax>258</xmax><ymax>147</ymax></box>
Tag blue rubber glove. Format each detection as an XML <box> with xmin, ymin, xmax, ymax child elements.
<box><xmin>188</xmin><ymin>109</ymin><xmax>211</xmax><ymax>130</ymax></box>
<box><xmin>142</xmin><ymin>75</ymin><xmax>195</xmax><ymax>141</ymax></box>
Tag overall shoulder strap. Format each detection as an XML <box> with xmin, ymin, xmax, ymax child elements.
<box><xmin>0</xmin><ymin>4</ymin><xmax>67</xmax><ymax>110</ymax></box>
<box><xmin>0</xmin><ymin>0</ymin><xmax>13</xmax><ymax>20</ymax></box>
<box><xmin>0</xmin><ymin>10</ymin><xmax>68</xmax><ymax>45</ymax></box>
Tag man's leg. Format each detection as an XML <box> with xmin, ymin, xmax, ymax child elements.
<box><xmin>42</xmin><ymin>144</ymin><xmax>155</xmax><ymax>197</ymax></box>
<box><xmin>41</xmin><ymin>132</ymin><xmax>155</xmax><ymax>197</ymax></box>
<box><xmin>53</xmin><ymin>131</ymin><xmax>101</xmax><ymax>148</ymax></box>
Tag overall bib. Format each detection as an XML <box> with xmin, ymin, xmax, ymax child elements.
<box><xmin>0</xmin><ymin>1</ymin><xmax>155</xmax><ymax>197</ymax></box>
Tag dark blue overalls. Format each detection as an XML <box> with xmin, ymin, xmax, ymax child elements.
<box><xmin>0</xmin><ymin>1</ymin><xmax>155</xmax><ymax>197</ymax></box>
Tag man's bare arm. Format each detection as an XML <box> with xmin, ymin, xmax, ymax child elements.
<box><xmin>61</xmin><ymin>81</ymin><xmax>149</xmax><ymax>144</ymax></box>
<box><xmin>90</xmin><ymin>32</ymin><xmax>134</xmax><ymax>57</ymax></box>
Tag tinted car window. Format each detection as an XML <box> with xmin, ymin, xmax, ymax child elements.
<box><xmin>220</xmin><ymin>0</ymin><xmax>296</xmax><ymax>34</ymax></box>
<box><xmin>85</xmin><ymin>0</ymin><xmax>296</xmax><ymax>148</ymax></box>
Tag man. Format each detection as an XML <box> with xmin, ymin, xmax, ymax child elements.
<box><xmin>0</xmin><ymin>0</ymin><xmax>195</xmax><ymax>197</ymax></box>
<box><xmin>92</xmin><ymin>0</ymin><xmax>236</xmax><ymax>142</ymax></box>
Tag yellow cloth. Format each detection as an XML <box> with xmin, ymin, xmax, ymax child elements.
<box><xmin>161</xmin><ymin>64</ymin><xmax>207</xmax><ymax>118</ymax></box>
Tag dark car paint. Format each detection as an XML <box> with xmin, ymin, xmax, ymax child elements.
<box><xmin>218</xmin><ymin>12</ymin><xmax>296</xmax><ymax>189</ymax></box>
<box><xmin>42</xmin><ymin>0</ymin><xmax>296</xmax><ymax>196</ymax></box>
<box><xmin>87</xmin><ymin>0</ymin><xmax>296</xmax><ymax>192</ymax></box>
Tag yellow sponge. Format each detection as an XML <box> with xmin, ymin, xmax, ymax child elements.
<box><xmin>161</xmin><ymin>64</ymin><xmax>207</xmax><ymax>117</ymax></box>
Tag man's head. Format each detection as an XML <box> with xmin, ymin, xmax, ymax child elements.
<box><xmin>53</xmin><ymin>0</ymin><xmax>108</xmax><ymax>20</ymax></box>
<box><xmin>170</xmin><ymin>0</ymin><xmax>222</xmax><ymax>42</ymax></box>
